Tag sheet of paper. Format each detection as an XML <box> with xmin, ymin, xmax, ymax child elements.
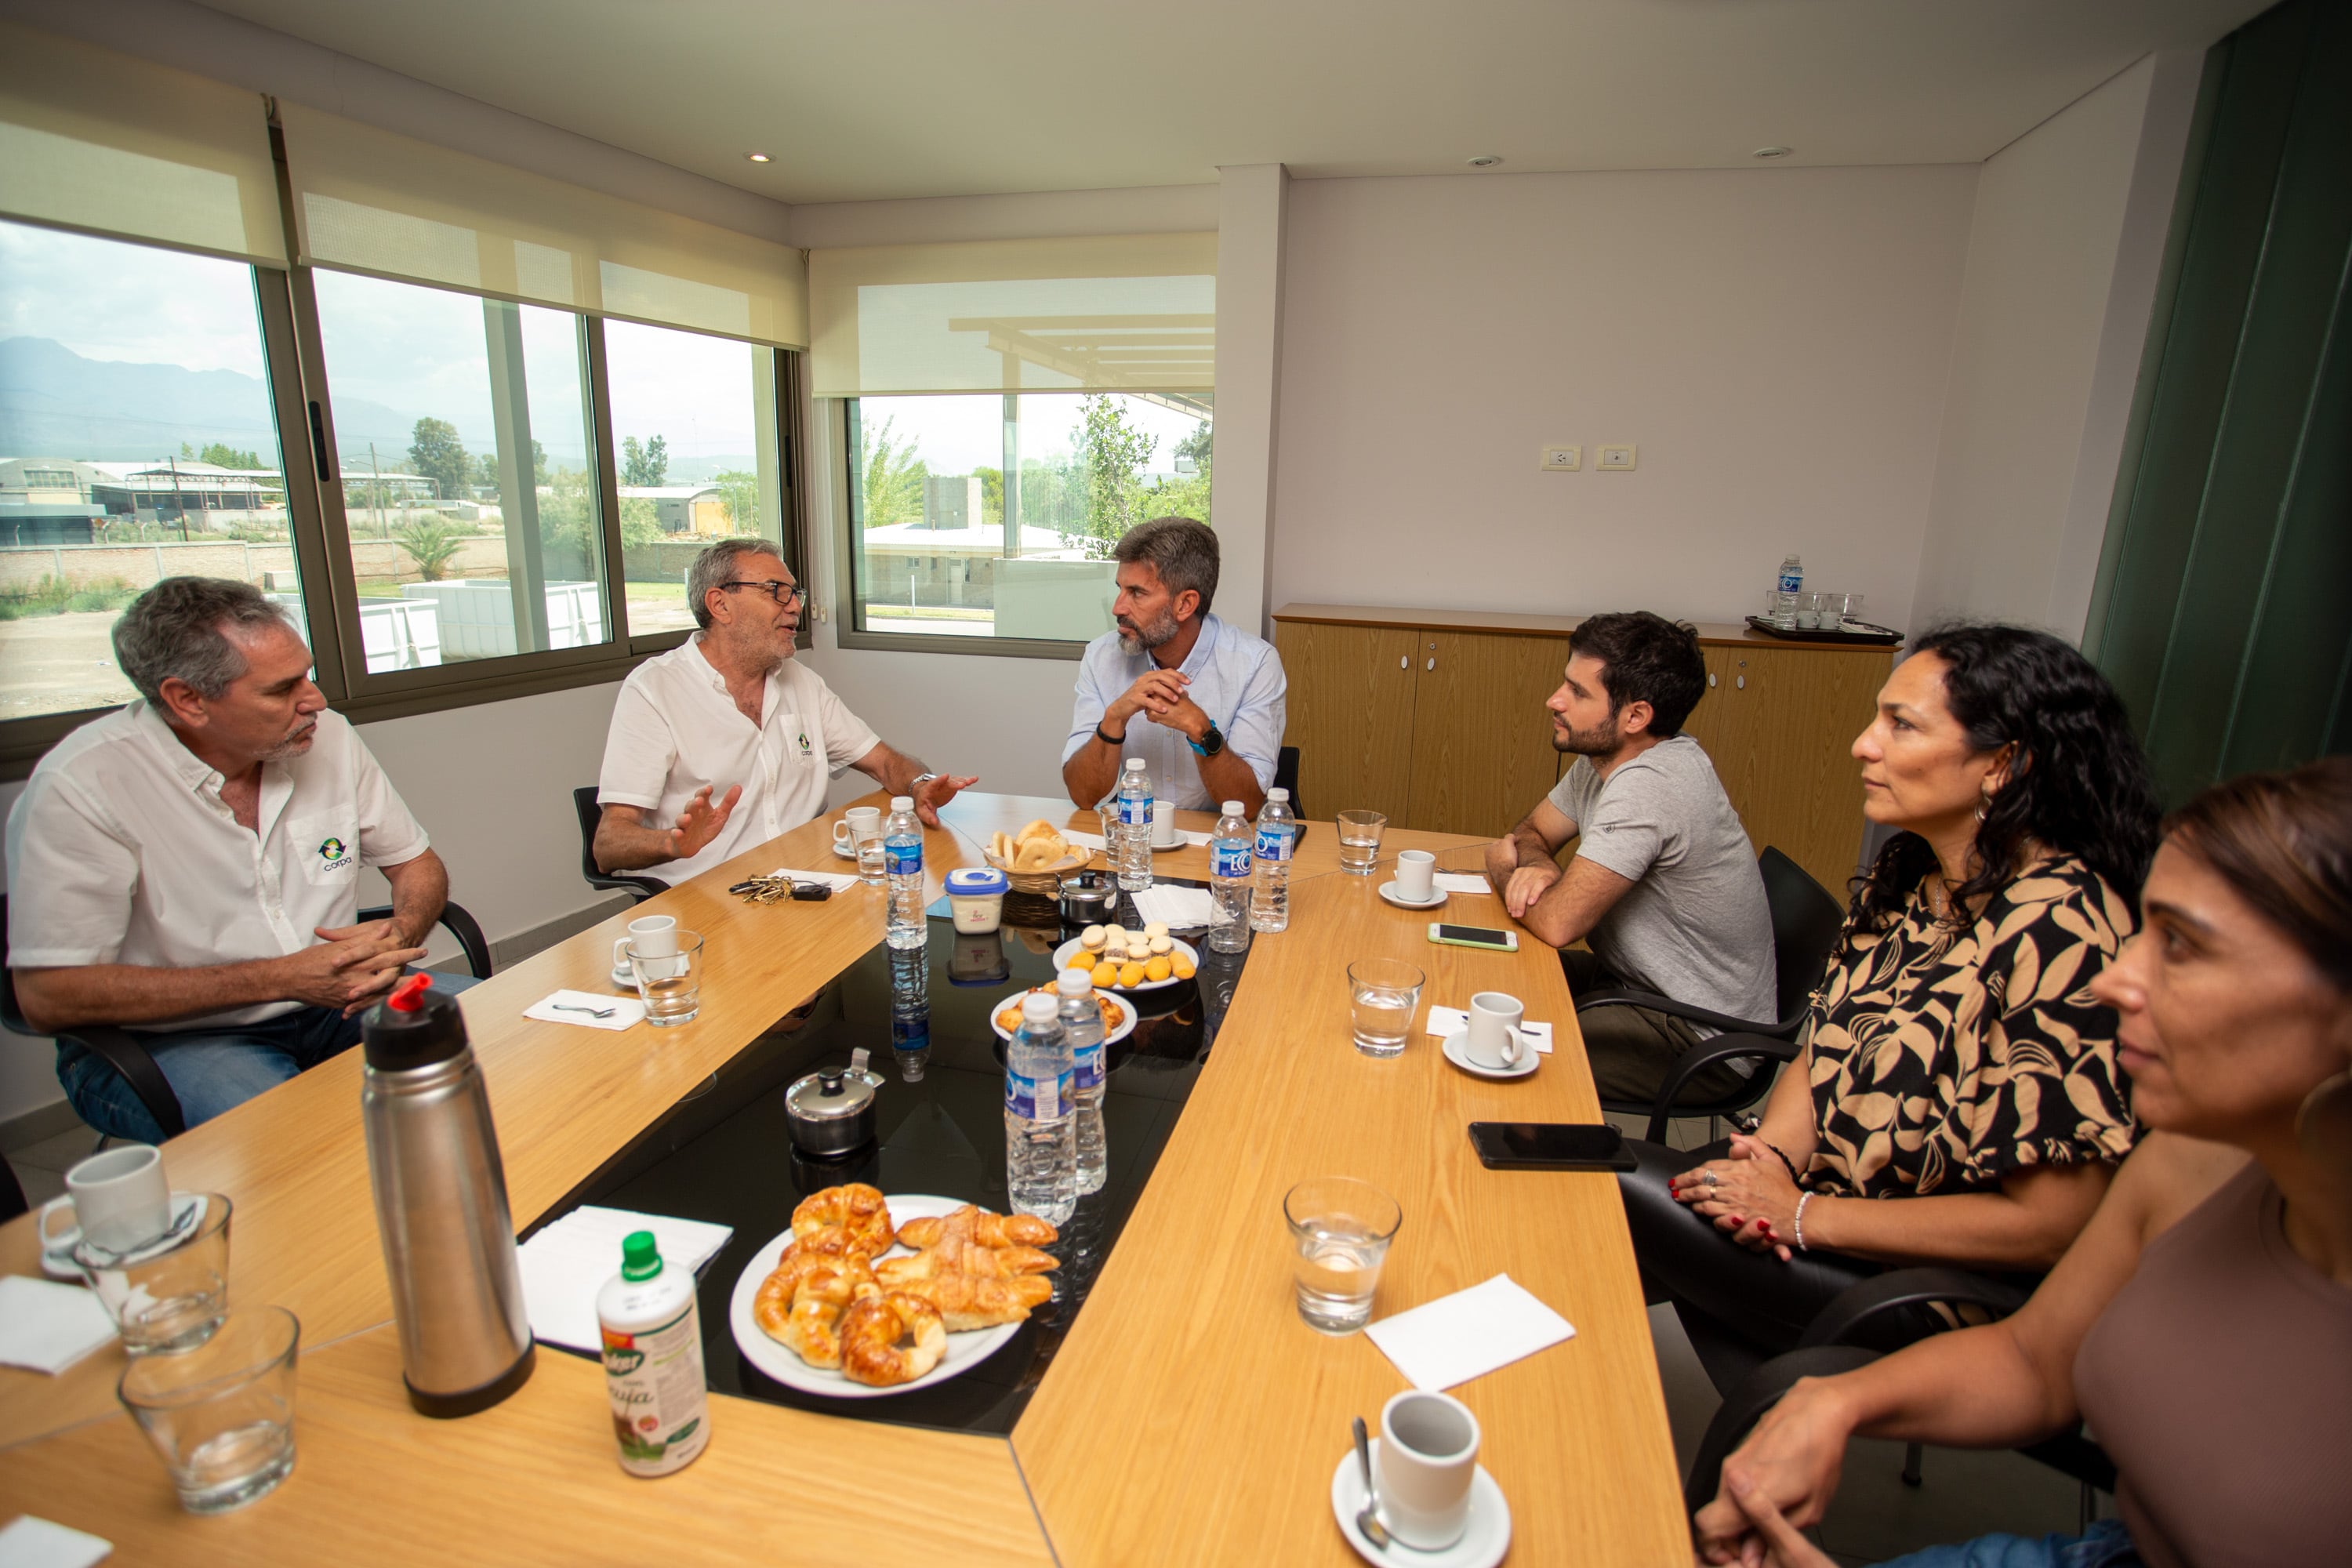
<box><xmin>1365</xmin><ymin>1272</ymin><xmax>1576</xmax><ymax>1391</ymax></box>
<box><xmin>517</xmin><ymin>1207</ymin><xmax>735</xmax><ymax>1352</ymax></box>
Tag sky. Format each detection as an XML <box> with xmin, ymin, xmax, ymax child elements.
<box><xmin>0</xmin><ymin>219</ymin><xmax>267</xmax><ymax>378</ymax></box>
<box><xmin>861</xmin><ymin>392</ymin><xmax>1209</xmax><ymax>478</ymax></box>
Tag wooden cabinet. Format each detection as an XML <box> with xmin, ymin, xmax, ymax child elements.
<box><xmin>1275</xmin><ymin>604</ymin><xmax>1894</xmax><ymax>892</ymax></box>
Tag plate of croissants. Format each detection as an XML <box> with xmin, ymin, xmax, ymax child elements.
<box><xmin>728</xmin><ymin>1183</ymin><xmax>1059</xmax><ymax>1397</ymax></box>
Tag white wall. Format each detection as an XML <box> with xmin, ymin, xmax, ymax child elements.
<box><xmin>1907</xmin><ymin>56</ymin><xmax>2202</xmax><ymax>637</ymax></box>
<box><xmin>1269</xmin><ymin>165</ymin><xmax>1980</xmax><ymax>630</ymax></box>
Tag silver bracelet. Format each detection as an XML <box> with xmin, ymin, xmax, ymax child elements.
<box><xmin>1792</xmin><ymin>1191</ymin><xmax>1813</xmax><ymax>1253</ymax></box>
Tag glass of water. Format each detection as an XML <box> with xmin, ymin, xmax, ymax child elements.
<box><xmin>75</xmin><ymin>1193</ymin><xmax>233</xmax><ymax>1356</ymax></box>
<box><xmin>855</xmin><ymin>823</ymin><xmax>887</xmax><ymax>886</ymax></box>
<box><xmin>119</xmin><ymin>1304</ymin><xmax>300</xmax><ymax>1514</ymax></box>
<box><xmin>1347</xmin><ymin>957</ymin><xmax>1424</xmax><ymax>1056</ymax></box>
<box><xmin>1336</xmin><ymin>810</ymin><xmax>1387</xmax><ymax>876</ymax></box>
<box><xmin>1283</xmin><ymin>1177</ymin><xmax>1402</xmax><ymax>1334</ymax></box>
<box><xmin>629</xmin><ymin>928</ymin><xmax>705</xmax><ymax>1027</ymax></box>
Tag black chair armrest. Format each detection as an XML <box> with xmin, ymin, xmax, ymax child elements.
<box><xmin>1641</xmin><ymin>1032</ymin><xmax>1799</xmax><ymax>1143</ymax></box>
<box><xmin>596</xmin><ymin>873</ymin><xmax>673</xmax><ymax>903</ymax></box>
<box><xmin>66</xmin><ymin>1022</ymin><xmax>187</xmax><ymax>1138</ymax></box>
<box><xmin>1795</xmin><ymin>1267</ymin><xmax>2033</xmax><ymax>1350</ymax></box>
<box><xmin>1685</xmin><ymin>1345</ymin><xmax>1882</xmax><ymax>1513</ymax></box>
<box><xmin>1576</xmin><ymin>987</ymin><xmax>1797</xmax><ymax>1040</ymax></box>
<box><xmin>361</xmin><ymin>899</ymin><xmax>494</xmax><ymax>979</ymax></box>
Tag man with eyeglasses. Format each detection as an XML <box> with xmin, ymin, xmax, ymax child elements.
<box><xmin>594</xmin><ymin>538</ymin><xmax>975</xmax><ymax>884</ymax></box>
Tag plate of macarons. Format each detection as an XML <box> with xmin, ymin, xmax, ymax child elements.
<box><xmin>1050</xmin><ymin>923</ymin><xmax>1200</xmax><ymax>993</ymax></box>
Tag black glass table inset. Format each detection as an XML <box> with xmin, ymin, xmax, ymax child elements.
<box><xmin>532</xmin><ymin>884</ymin><xmax>1249</xmax><ymax>1436</ymax></box>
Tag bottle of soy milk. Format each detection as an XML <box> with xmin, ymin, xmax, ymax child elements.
<box><xmin>598</xmin><ymin>1231</ymin><xmax>709</xmax><ymax>1476</ymax></box>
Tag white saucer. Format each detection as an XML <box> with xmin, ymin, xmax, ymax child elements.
<box><xmin>610</xmin><ymin>964</ymin><xmax>638</xmax><ymax>990</ymax></box>
<box><xmin>1379</xmin><ymin>880</ymin><xmax>1447</xmax><ymax>909</ymax></box>
<box><xmin>832</xmin><ymin>840</ymin><xmax>859</xmax><ymax>862</ymax></box>
<box><xmin>44</xmin><ymin>1190</ymin><xmax>212</xmax><ymax>1279</ymax></box>
<box><xmin>1438</xmin><ymin>1029</ymin><xmax>1539</xmax><ymax>1080</ymax></box>
<box><xmin>1330</xmin><ymin>1440</ymin><xmax>1512</xmax><ymax>1567</ymax></box>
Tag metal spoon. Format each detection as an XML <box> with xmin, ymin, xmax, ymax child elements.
<box><xmin>1352</xmin><ymin>1416</ymin><xmax>1391</xmax><ymax>1550</ymax></box>
<box><xmin>552</xmin><ymin>1003</ymin><xmax>615</xmax><ymax>1018</ymax></box>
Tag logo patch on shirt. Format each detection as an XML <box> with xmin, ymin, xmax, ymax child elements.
<box><xmin>316</xmin><ymin>836</ymin><xmax>354</xmax><ymax>869</ymax></box>
<box><xmin>797</xmin><ymin>730</ymin><xmax>812</xmax><ymax>759</ymax></box>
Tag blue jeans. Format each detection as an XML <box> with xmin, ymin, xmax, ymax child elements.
<box><xmin>1878</xmin><ymin>1520</ymin><xmax>2141</xmax><ymax>1568</ymax></box>
<box><xmin>57</xmin><ymin>972</ymin><xmax>480</xmax><ymax>1142</ymax></box>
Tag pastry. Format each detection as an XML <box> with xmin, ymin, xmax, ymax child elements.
<box><xmin>895</xmin><ymin>1207</ymin><xmax>1059</xmax><ymax>1249</ymax></box>
<box><xmin>1090</xmin><ymin>960</ymin><xmax>1120</xmax><ymax>988</ymax></box>
<box><xmin>1171</xmin><ymin>955</ymin><xmax>1196</xmax><ymax>980</ymax></box>
<box><xmin>838</xmin><ymin>1292</ymin><xmax>948</xmax><ymax>1386</ymax></box>
<box><xmin>884</xmin><ymin>1270</ymin><xmax>1054</xmax><ymax>1333</ymax></box>
<box><xmin>1148</xmin><ymin>934</ymin><xmax>1174</xmax><ymax>956</ymax></box>
<box><xmin>1144</xmin><ymin>955</ymin><xmax>1172</xmax><ymax>982</ymax></box>
<box><xmin>753</xmin><ymin>1238</ymin><xmax>881</xmax><ymax>1367</ymax></box>
<box><xmin>791</xmin><ymin>1183</ymin><xmax>895</xmax><ymax>1256</ymax></box>
<box><xmin>1143</xmin><ymin>922</ymin><xmax>1170</xmax><ymax>939</ymax></box>
<box><xmin>1080</xmin><ymin>924</ymin><xmax>1107</xmax><ymax>950</ymax></box>
<box><xmin>1117</xmin><ymin>960</ymin><xmax>1147</xmax><ymax>989</ymax></box>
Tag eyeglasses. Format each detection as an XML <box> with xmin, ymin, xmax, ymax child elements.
<box><xmin>720</xmin><ymin>579</ymin><xmax>805</xmax><ymax>607</ymax></box>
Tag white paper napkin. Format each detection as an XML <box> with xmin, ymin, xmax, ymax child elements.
<box><xmin>1425</xmin><ymin>1007</ymin><xmax>1554</xmax><ymax>1054</ymax></box>
<box><xmin>1064</xmin><ymin>829</ymin><xmax>1208</xmax><ymax>853</ymax></box>
<box><xmin>0</xmin><ymin>1276</ymin><xmax>119</xmax><ymax>1374</ymax></box>
<box><xmin>0</xmin><ymin>1515</ymin><xmax>113</xmax><ymax>1568</ymax></box>
<box><xmin>517</xmin><ymin>1206</ymin><xmax>735</xmax><ymax>1352</ymax></box>
<box><xmin>1365</xmin><ymin>1272</ymin><xmax>1577</xmax><ymax>1392</ymax></box>
<box><xmin>1432</xmin><ymin>873</ymin><xmax>1493</xmax><ymax>895</ymax></box>
<box><xmin>1129</xmin><ymin>885</ymin><xmax>1218</xmax><ymax>930</ymax></box>
<box><xmin>769</xmin><ymin>867</ymin><xmax>862</xmax><ymax>892</ymax></box>
<box><xmin>524</xmin><ymin>989</ymin><xmax>646</xmax><ymax>1031</ymax></box>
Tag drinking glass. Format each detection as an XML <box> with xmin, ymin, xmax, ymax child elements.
<box><xmin>1283</xmin><ymin>1177</ymin><xmax>1402</xmax><ymax>1334</ymax></box>
<box><xmin>1762</xmin><ymin>589</ymin><xmax>1799</xmax><ymax>630</ymax></box>
<box><xmin>1336</xmin><ymin>810</ymin><xmax>1387</xmax><ymax>876</ymax></box>
<box><xmin>75</xmin><ymin>1192</ymin><xmax>233</xmax><ymax>1356</ymax></box>
<box><xmin>855</xmin><ymin>823</ymin><xmax>888</xmax><ymax>886</ymax></box>
<box><xmin>119</xmin><ymin>1305</ymin><xmax>300</xmax><ymax>1515</ymax></box>
<box><xmin>1795</xmin><ymin>592</ymin><xmax>1824</xmax><ymax>630</ymax></box>
<box><xmin>1347</xmin><ymin>958</ymin><xmax>1424</xmax><ymax>1057</ymax></box>
<box><xmin>629</xmin><ymin>929</ymin><xmax>704</xmax><ymax>1027</ymax></box>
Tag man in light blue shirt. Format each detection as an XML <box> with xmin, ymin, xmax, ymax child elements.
<box><xmin>1061</xmin><ymin>517</ymin><xmax>1287</xmax><ymax>814</ymax></box>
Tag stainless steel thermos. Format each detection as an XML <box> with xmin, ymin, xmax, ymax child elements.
<box><xmin>361</xmin><ymin>973</ymin><xmax>535</xmax><ymax>1417</ymax></box>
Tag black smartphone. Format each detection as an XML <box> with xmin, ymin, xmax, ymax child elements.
<box><xmin>1468</xmin><ymin>1121</ymin><xmax>1635</xmax><ymax>1172</ymax></box>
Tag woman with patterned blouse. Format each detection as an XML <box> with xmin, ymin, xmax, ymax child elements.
<box><xmin>1618</xmin><ymin>626</ymin><xmax>2161</xmax><ymax>1387</ymax></box>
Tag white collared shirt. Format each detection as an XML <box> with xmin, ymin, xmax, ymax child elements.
<box><xmin>597</xmin><ymin>637</ymin><xmax>880</xmax><ymax>885</ymax></box>
<box><xmin>1061</xmin><ymin>613</ymin><xmax>1288</xmax><ymax>810</ymax></box>
<box><xmin>4</xmin><ymin>702</ymin><xmax>431</xmax><ymax>1031</ymax></box>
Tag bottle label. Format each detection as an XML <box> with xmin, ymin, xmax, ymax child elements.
<box><xmin>1071</xmin><ymin>1040</ymin><xmax>1103</xmax><ymax>1091</ymax></box>
<box><xmin>1778</xmin><ymin>569</ymin><xmax>1802</xmax><ymax>592</ymax></box>
<box><xmin>1213</xmin><ymin>841</ymin><xmax>1253</xmax><ymax>879</ymax></box>
<box><xmin>601</xmin><ymin>1299</ymin><xmax>709</xmax><ymax>1475</ymax></box>
<box><xmin>885</xmin><ymin>839</ymin><xmax>923</xmax><ymax>876</ymax></box>
<box><xmin>1119</xmin><ymin>795</ymin><xmax>1152</xmax><ymax>826</ymax></box>
<box><xmin>1255</xmin><ymin>826</ymin><xmax>1292</xmax><ymax>862</ymax></box>
<box><xmin>1005</xmin><ymin>1068</ymin><xmax>1068</xmax><ymax>1120</ymax></box>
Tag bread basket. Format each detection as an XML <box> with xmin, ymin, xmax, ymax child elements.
<box><xmin>983</xmin><ymin>842</ymin><xmax>1094</xmax><ymax>898</ymax></box>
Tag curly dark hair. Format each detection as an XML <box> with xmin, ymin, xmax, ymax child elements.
<box><xmin>1851</xmin><ymin>624</ymin><xmax>2161</xmax><ymax>931</ymax></box>
<box><xmin>1566</xmin><ymin>612</ymin><xmax>1707</xmax><ymax>738</ymax></box>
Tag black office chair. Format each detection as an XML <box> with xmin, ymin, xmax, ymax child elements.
<box><xmin>1587</xmin><ymin>846</ymin><xmax>1847</xmax><ymax>1141</ymax></box>
<box><xmin>1</xmin><ymin>893</ymin><xmax>492</xmax><ymax>1143</ymax></box>
<box><xmin>1273</xmin><ymin>746</ymin><xmax>1305</xmax><ymax>821</ymax></box>
<box><xmin>573</xmin><ymin>786</ymin><xmax>669</xmax><ymax>903</ymax></box>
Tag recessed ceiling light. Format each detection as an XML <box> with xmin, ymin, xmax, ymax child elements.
<box><xmin>745</xmin><ymin>152</ymin><xmax>772</xmax><ymax>163</ymax></box>
<box><xmin>1752</xmin><ymin>146</ymin><xmax>1792</xmax><ymax>159</ymax></box>
<box><xmin>1466</xmin><ymin>155</ymin><xmax>1504</xmax><ymax>168</ymax></box>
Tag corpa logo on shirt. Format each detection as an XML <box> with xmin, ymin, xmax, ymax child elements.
<box><xmin>315</xmin><ymin>836</ymin><xmax>355</xmax><ymax>872</ymax></box>
<box><xmin>796</xmin><ymin>730</ymin><xmax>812</xmax><ymax>759</ymax></box>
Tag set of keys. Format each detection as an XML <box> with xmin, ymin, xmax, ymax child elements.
<box><xmin>726</xmin><ymin>875</ymin><xmax>832</xmax><ymax>904</ymax></box>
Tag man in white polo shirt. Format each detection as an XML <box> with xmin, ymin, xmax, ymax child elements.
<box><xmin>594</xmin><ymin>538</ymin><xmax>976</xmax><ymax>884</ymax></box>
<box><xmin>5</xmin><ymin>578</ymin><xmax>456</xmax><ymax>1141</ymax></box>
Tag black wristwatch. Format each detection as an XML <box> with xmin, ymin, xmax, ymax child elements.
<box><xmin>1189</xmin><ymin>722</ymin><xmax>1225</xmax><ymax>758</ymax></box>
<box><xmin>1094</xmin><ymin>723</ymin><xmax>1126</xmax><ymax>747</ymax></box>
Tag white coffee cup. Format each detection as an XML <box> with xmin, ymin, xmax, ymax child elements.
<box><xmin>1151</xmin><ymin>799</ymin><xmax>1181</xmax><ymax>848</ymax></box>
<box><xmin>613</xmin><ymin>913</ymin><xmax>679</xmax><ymax>974</ymax></box>
<box><xmin>1394</xmin><ymin>849</ymin><xmax>1436</xmax><ymax>902</ymax></box>
<box><xmin>1375</xmin><ymin>1389</ymin><xmax>1482</xmax><ymax>1550</ymax></box>
<box><xmin>832</xmin><ymin>806</ymin><xmax>881</xmax><ymax>852</ymax></box>
<box><xmin>39</xmin><ymin>1143</ymin><xmax>171</xmax><ymax>1258</ymax></box>
<box><xmin>1465</xmin><ymin>990</ymin><xmax>1533</xmax><ymax>1071</ymax></box>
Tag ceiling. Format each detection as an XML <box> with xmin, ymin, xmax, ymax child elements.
<box><xmin>197</xmin><ymin>0</ymin><xmax>2269</xmax><ymax>207</ymax></box>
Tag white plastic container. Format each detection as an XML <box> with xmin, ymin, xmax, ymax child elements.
<box><xmin>943</xmin><ymin>866</ymin><xmax>1008</xmax><ymax>933</ymax></box>
<box><xmin>598</xmin><ymin>1231</ymin><xmax>710</xmax><ymax>1477</ymax></box>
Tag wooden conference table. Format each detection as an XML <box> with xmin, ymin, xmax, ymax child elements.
<box><xmin>0</xmin><ymin>793</ymin><xmax>1686</xmax><ymax>1566</ymax></box>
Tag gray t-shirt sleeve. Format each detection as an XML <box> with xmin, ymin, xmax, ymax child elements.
<box><xmin>1571</xmin><ymin>761</ymin><xmax>1668</xmax><ymax>884</ymax></box>
<box><xmin>1545</xmin><ymin>756</ymin><xmax>1596</xmax><ymax>835</ymax></box>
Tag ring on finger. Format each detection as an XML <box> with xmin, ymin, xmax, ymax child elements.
<box><xmin>1701</xmin><ymin>1171</ymin><xmax>1721</xmax><ymax>1188</ymax></box>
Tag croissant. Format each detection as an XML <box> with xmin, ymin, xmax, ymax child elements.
<box><xmin>876</xmin><ymin>1239</ymin><xmax>1057</xmax><ymax>1286</ymax></box>
<box><xmin>792</xmin><ymin>1184</ymin><xmax>895</xmax><ymax>1256</ymax></box>
<box><xmin>753</xmin><ymin>1247</ymin><xmax>880</xmax><ymax>1367</ymax></box>
<box><xmin>839</xmin><ymin>1291</ymin><xmax>949</xmax><ymax>1386</ymax></box>
<box><xmin>882</xmin><ymin>1270</ymin><xmax>1053</xmax><ymax>1332</ymax></box>
<box><xmin>895</xmin><ymin>1207</ymin><xmax>1059</xmax><ymax>1250</ymax></box>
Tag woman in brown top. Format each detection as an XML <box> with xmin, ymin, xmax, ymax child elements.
<box><xmin>1621</xmin><ymin>626</ymin><xmax>2158</xmax><ymax>1385</ymax></box>
<box><xmin>1696</xmin><ymin>760</ymin><xmax>2352</xmax><ymax>1568</ymax></box>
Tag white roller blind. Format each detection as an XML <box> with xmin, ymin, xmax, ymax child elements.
<box><xmin>280</xmin><ymin>103</ymin><xmax>807</xmax><ymax>348</ymax></box>
<box><xmin>809</xmin><ymin>234</ymin><xmax>1215</xmax><ymax>397</ymax></box>
<box><xmin>0</xmin><ymin>20</ymin><xmax>285</xmax><ymax>266</ymax></box>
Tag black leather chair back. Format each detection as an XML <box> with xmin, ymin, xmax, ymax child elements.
<box><xmin>1273</xmin><ymin>746</ymin><xmax>1304</xmax><ymax>821</ymax></box>
<box><xmin>1759</xmin><ymin>847</ymin><xmax>1846</xmax><ymax>1025</ymax></box>
<box><xmin>573</xmin><ymin>787</ymin><xmax>670</xmax><ymax>903</ymax></box>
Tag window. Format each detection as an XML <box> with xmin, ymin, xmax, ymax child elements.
<box><xmin>844</xmin><ymin>391</ymin><xmax>1211</xmax><ymax>645</ymax></box>
<box><xmin>310</xmin><ymin>270</ymin><xmax>608</xmax><ymax>669</ymax></box>
<box><xmin>0</xmin><ymin>217</ymin><xmax>310</xmax><ymax>719</ymax></box>
<box><xmin>602</xmin><ymin>320</ymin><xmax>792</xmax><ymax>639</ymax></box>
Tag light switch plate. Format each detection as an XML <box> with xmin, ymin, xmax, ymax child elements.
<box><xmin>1596</xmin><ymin>444</ymin><xmax>1637</xmax><ymax>470</ymax></box>
<box><xmin>1541</xmin><ymin>445</ymin><xmax>1581</xmax><ymax>471</ymax></box>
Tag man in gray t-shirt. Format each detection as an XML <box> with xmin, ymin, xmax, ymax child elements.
<box><xmin>1483</xmin><ymin>613</ymin><xmax>1775</xmax><ymax>1105</ymax></box>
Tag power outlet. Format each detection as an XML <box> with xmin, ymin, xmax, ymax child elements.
<box><xmin>1596</xmin><ymin>444</ymin><xmax>1637</xmax><ymax>470</ymax></box>
<box><xmin>1541</xmin><ymin>445</ymin><xmax>1581</xmax><ymax>472</ymax></box>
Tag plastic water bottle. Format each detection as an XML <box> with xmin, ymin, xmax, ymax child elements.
<box><xmin>1777</xmin><ymin>553</ymin><xmax>1805</xmax><ymax>593</ymax></box>
<box><xmin>1115</xmin><ymin>757</ymin><xmax>1153</xmax><ymax>893</ymax></box>
<box><xmin>1250</xmin><ymin>787</ymin><xmax>1295</xmax><ymax>933</ymax></box>
<box><xmin>888</xmin><ymin>943</ymin><xmax>929</xmax><ymax>1079</ymax></box>
<box><xmin>1209</xmin><ymin>799</ymin><xmax>1254</xmax><ymax>954</ymax></box>
<box><xmin>1058</xmin><ymin>969</ymin><xmax>1108</xmax><ymax>1196</ymax></box>
<box><xmin>884</xmin><ymin>795</ymin><xmax>925</xmax><ymax>950</ymax></box>
<box><xmin>1005</xmin><ymin>993</ymin><xmax>1076</xmax><ymax>1225</ymax></box>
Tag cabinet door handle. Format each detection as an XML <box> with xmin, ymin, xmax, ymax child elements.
<box><xmin>1736</xmin><ymin>675</ymin><xmax>1746</xmax><ymax>690</ymax></box>
<box><xmin>1425</xmin><ymin>657</ymin><xmax>1436</xmax><ymax>671</ymax></box>
<box><xmin>1399</xmin><ymin>655</ymin><xmax>1407</xmax><ymax>670</ymax></box>
<box><xmin>1708</xmin><ymin>673</ymin><xmax>1717</xmax><ymax>688</ymax></box>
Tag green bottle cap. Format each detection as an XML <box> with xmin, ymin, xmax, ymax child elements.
<box><xmin>620</xmin><ymin>1230</ymin><xmax>662</xmax><ymax>1282</ymax></box>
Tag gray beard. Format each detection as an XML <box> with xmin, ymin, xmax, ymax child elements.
<box><xmin>1116</xmin><ymin>612</ymin><xmax>1179</xmax><ymax>658</ymax></box>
